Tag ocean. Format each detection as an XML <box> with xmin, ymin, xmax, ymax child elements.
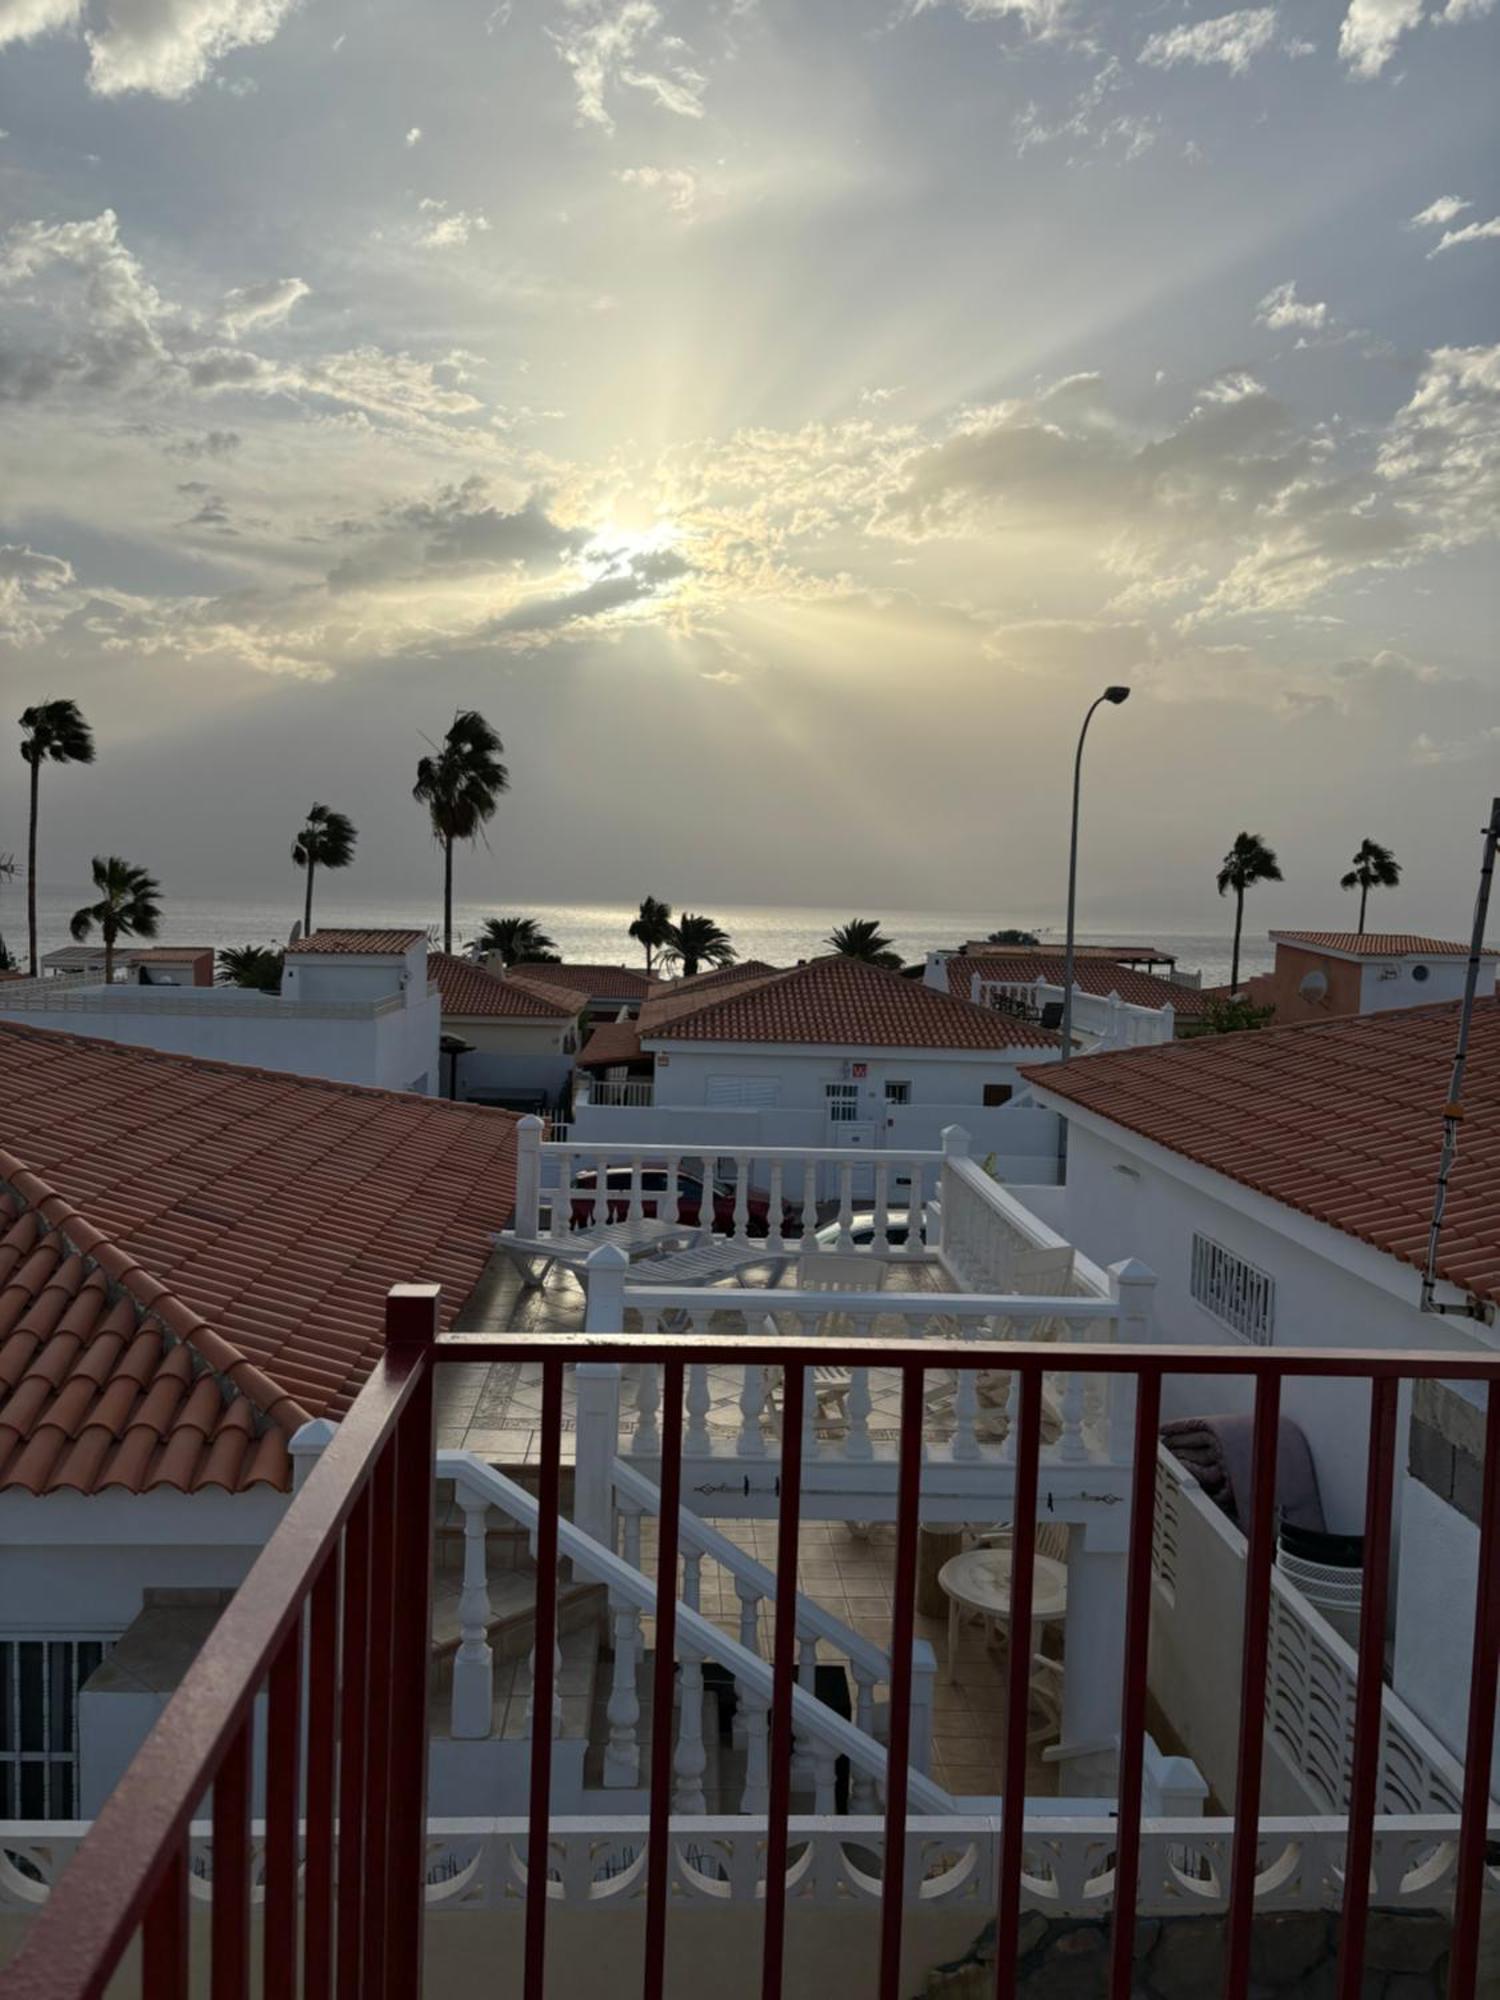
<box><xmin>1</xmin><ymin>881</ymin><xmax>1275</xmax><ymax>989</ymax></box>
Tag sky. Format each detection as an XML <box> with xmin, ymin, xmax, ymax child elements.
<box><xmin>0</xmin><ymin>0</ymin><xmax>1497</xmax><ymax>934</ymax></box>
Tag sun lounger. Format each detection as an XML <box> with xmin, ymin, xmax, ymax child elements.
<box><xmin>494</xmin><ymin>1217</ymin><xmax>691</xmax><ymax>1287</ymax></box>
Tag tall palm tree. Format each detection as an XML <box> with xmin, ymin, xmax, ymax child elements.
<box><xmin>629</xmin><ymin>895</ymin><xmax>673</xmax><ymax>974</ymax></box>
<box><xmin>826</xmin><ymin>918</ymin><xmax>904</xmax><ymax>971</ymax></box>
<box><xmin>478</xmin><ymin>915</ymin><xmax>560</xmax><ymax>966</ymax></box>
<box><xmin>291</xmin><ymin>803</ymin><xmax>357</xmax><ymax>937</ymax></box>
<box><xmin>69</xmin><ymin>856</ymin><xmax>161</xmax><ymax>985</ymax></box>
<box><xmin>1216</xmin><ymin>831</ymin><xmax>1283</xmax><ymax>993</ymax></box>
<box><xmin>413</xmin><ymin>711</ymin><xmax>509</xmax><ymax>953</ymax></box>
<box><xmin>1340</xmin><ymin>838</ymin><xmax>1401</xmax><ymax>936</ymax></box>
<box><xmin>662</xmin><ymin>913</ymin><xmax>736</xmax><ymax>979</ymax></box>
<box><xmin>19</xmin><ymin>699</ymin><xmax>95</xmax><ymax>976</ymax></box>
<box><xmin>217</xmin><ymin>945</ymin><xmax>284</xmax><ymax>993</ymax></box>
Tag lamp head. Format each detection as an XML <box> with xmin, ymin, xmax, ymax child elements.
<box><xmin>1104</xmin><ymin>685</ymin><xmax>1131</xmax><ymax>705</ymax></box>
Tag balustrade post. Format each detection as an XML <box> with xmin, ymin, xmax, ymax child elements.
<box><xmin>909</xmin><ymin>1639</ymin><xmax>937</xmax><ymax>1778</ymax></box>
<box><xmin>684</xmin><ymin>1364</ymin><xmax>713</xmax><ymax>1457</ymax></box>
<box><xmin>515</xmin><ymin>1114</ymin><xmax>544</xmax><ymax>1234</ymax></box>
<box><xmin>811</xmin><ymin>1741</ymin><xmax>839</xmax><ymax>1814</ymax></box>
<box><xmin>791</xmin><ymin>1635</ymin><xmax>818</xmax><ymax>1787</ymax></box>
<box><xmin>738</xmin><ymin>1364</ymin><xmax>768</xmax><ymax>1458</ymax></box>
<box><xmin>673</xmin><ymin>1556</ymin><xmax>708</xmax><ymax>1813</ymax></box>
<box><xmin>604</xmin><ymin>1590</ymin><xmax>643</xmax><ymax>1786</ymax></box>
<box><xmin>738</xmin><ymin>1686</ymin><xmax>770</xmax><ymax>1814</ymax></box>
<box><xmin>583</xmin><ymin>1241</ymin><xmax>630</xmax><ymax>1332</ymax></box>
<box><xmin>450</xmin><ymin>1491</ymin><xmax>495</xmax><ymax>1739</ymax></box>
<box><xmin>287</xmin><ymin>1416</ymin><xmax>335</xmax><ymax>1493</ymax></box>
<box><xmin>574</xmin><ymin>1364</ymin><xmax>622</xmax><ymax>1547</ymax></box>
<box><xmin>850</xmin><ymin>1665</ymin><xmax>879</xmax><ymax>1813</ymax></box>
<box><xmin>1108</xmin><ymin>1260</ymin><xmax>1156</xmax><ymax>1462</ymax></box>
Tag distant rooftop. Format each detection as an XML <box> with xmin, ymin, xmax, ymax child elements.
<box><xmin>285</xmin><ymin>928</ymin><xmax>427</xmax><ymax>955</ymax></box>
<box><xmin>1269</xmin><ymin>931</ymin><xmax>1498</xmax><ymax>961</ymax></box>
<box><xmin>509</xmin><ymin>963</ymin><xmax>662</xmax><ymax>999</ymax></box>
<box><xmin>944</xmin><ymin>953</ymin><xmax>1207</xmax><ymax>1020</ymax></box>
<box><xmin>430</xmin><ymin>953</ymin><xmax>585</xmax><ymax>1021</ymax></box>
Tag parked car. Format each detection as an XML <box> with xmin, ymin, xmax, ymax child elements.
<box><xmin>814</xmin><ymin>1211</ymin><xmax>921</xmax><ymax>1250</ymax></box>
<box><xmin>568</xmin><ymin>1164</ymin><xmax>797</xmax><ymax>1235</ymax></box>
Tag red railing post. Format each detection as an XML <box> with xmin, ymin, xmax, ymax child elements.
<box><xmin>995</xmin><ymin>1363</ymin><xmax>1044</xmax><ymax>2000</ymax></box>
<box><xmin>210</xmin><ymin>1717</ymin><xmax>252</xmax><ymax>2000</ymax></box>
<box><xmin>385</xmin><ymin>1282</ymin><xmax>439</xmax><ymax>2000</ymax></box>
<box><xmin>1449</xmin><ymin>1384</ymin><xmax>1500</xmax><ymax>2000</ymax></box>
<box><xmin>760</xmin><ymin>1362</ymin><xmax>805</xmax><ymax>2000</ymax></box>
<box><xmin>140</xmin><ymin>1837</ymin><xmax>190</xmax><ymax>2000</ymax></box>
<box><xmin>523</xmin><ymin>1357</ymin><xmax>566</xmax><ymax>2000</ymax></box>
<box><xmin>1107</xmin><ymin>1365</ymin><xmax>1162</xmax><ymax>2000</ymax></box>
<box><xmin>1224</xmin><ymin>1373</ymin><xmax>1282</xmax><ymax>1998</ymax></box>
<box><xmin>361</xmin><ymin>1441</ymin><xmax>398</xmax><ymax>1996</ymax></box>
<box><xmin>642</xmin><ymin>1361</ymin><xmax>686</xmax><ymax>2000</ymax></box>
<box><xmin>1336</xmin><ymin>1376</ymin><xmax>1399</xmax><ymax>2000</ymax></box>
<box><xmin>263</xmin><ymin>1615</ymin><xmax>304</xmax><ymax>2000</ymax></box>
<box><xmin>305</xmin><ymin>1550</ymin><xmax>341</xmax><ymax>2000</ymax></box>
<box><xmin>878</xmin><ymin>1363</ymin><xmax>926</xmax><ymax>2000</ymax></box>
<box><xmin>337</xmin><ymin>1485</ymin><xmax>373</xmax><ymax>2000</ymax></box>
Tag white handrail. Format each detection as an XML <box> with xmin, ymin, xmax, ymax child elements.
<box><xmin>539</xmin><ymin>1141</ymin><xmax>946</xmax><ymax>1164</ymax></box>
<box><xmin>611</xmin><ymin>1459</ymin><xmax>892</xmax><ymax>1688</ymax></box>
<box><xmin>621</xmin><ymin>1282</ymin><xmax>1118</xmax><ymax>1323</ymax></box>
<box><xmin>436</xmin><ymin>1449</ymin><xmax>953</xmax><ymax>1813</ymax></box>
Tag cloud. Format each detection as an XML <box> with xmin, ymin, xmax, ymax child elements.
<box><xmin>1409</xmin><ymin>195</ymin><xmax>1471</xmax><ymax>229</ymax></box>
<box><xmin>1013</xmin><ymin>57</ymin><xmax>1159</xmax><ymax>161</ymax></box>
<box><xmin>1429</xmin><ymin>215</ymin><xmax>1500</xmax><ymax>254</ymax></box>
<box><xmin>902</xmin><ymin>0</ymin><xmax>1077</xmax><ymax>36</ymax></box>
<box><xmin>415</xmin><ymin>198</ymin><xmax>491</xmax><ymax>247</ymax></box>
<box><xmin>1139</xmin><ymin>8</ymin><xmax>1309</xmax><ymax>75</ymax></box>
<box><xmin>164</xmin><ymin>428</ymin><xmax>242</xmax><ymax>459</ymax></box>
<box><xmin>1376</xmin><ymin>343</ymin><xmax>1500</xmax><ymax>544</ymax></box>
<box><xmin>550</xmin><ymin>1</ymin><xmax>707</xmax><ymax>133</ymax></box>
<box><xmin>0</xmin><ymin>0</ymin><xmax>83</xmax><ymax>47</ymax></box>
<box><xmin>617</xmin><ymin>164</ymin><xmax>698</xmax><ymax>216</ymax></box>
<box><xmin>1255</xmin><ymin>281</ymin><xmax>1329</xmax><ymax>332</ymax></box>
<box><xmin>405</xmin><ymin>125</ymin><xmax>422</xmax><ymax>145</ymax></box>
<box><xmin>0</xmin><ymin>0</ymin><xmax>303</xmax><ymax>98</ymax></box>
<box><xmin>219</xmin><ymin>275</ymin><xmax>309</xmax><ymax>336</ymax></box>
<box><xmin>0</xmin><ymin>543</ymin><xmax>77</xmax><ymax>642</ymax></box>
<box><xmin>1337</xmin><ymin>0</ymin><xmax>1423</xmax><ymax>76</ymax></box>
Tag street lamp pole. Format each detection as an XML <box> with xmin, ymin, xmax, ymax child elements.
<box><xmin>1060</xmin><ymin>686</ymin><xmax>1131</xmax><ymax>1063</ymax></box>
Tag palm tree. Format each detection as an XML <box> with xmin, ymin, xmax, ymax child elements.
<box><xmin>291</xmin><ymin>803</ymin><xmax>357</xmax><ymax>937</ymax></box>
<box><xmin>413</xmin><ymin>711</ymin><xmax>509</xmax><ymax>953</ymax></box>
<box><xmin>629</xmin><ymin>895</ymin><xmax>673</xmax><ymax>974</ymax></box>
<box><xmin>69</xmin><ymin>856</ymin><xmax>161</xmax><ymax>984</ymax></box>
<box><xmin>217</xmin><ymin>945</ymin><xmax>284</xmax><ymax>993</ymax></box>
<box><xmin>662</xmin><ymin>913</ymin><xmax>736</xmax><ymax>979</ymax></box>
<box><xmin>1340</xmin><ymin>838</ymin><xmax>1401</xmax><ymax>936</ymax></box>
<box><xmin>0</xmin><ymin>931</ymin><xmax>16</xmax><ymax>973</ymax></box>
<box><xmin>478</xmin><ymin>915</ymin><xmax>560</xmax><ymax>966</ymax></box>
<box><xmin>826</xmin><ymin>918</ymin><xmax>904</xmax><ymax>971</ymax></box>
<box><xmin>1216</xmin><ymin>831</ymin><xmax>1283</xmax><ymax>993</ymax></box>
<box><xmin>20</xmin><ymin>699</ymin><xmax>95</xmax><ymax>976</ymax></box>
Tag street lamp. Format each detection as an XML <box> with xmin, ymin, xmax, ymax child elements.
<box><xmin>1060</xmin><ymin>686</ymin><xmax>1131</xmax><ymax>1063</ymax></box>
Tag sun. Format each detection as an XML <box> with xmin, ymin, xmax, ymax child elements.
<box><xmin>579</xmin><ymin>517</ymin><xmax>684</xmax><ymax>578</ymax></box>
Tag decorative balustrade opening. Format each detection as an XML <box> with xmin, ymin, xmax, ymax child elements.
<box><xmin>2</xmin><ymin>1308</ymin><xmax>1497</xmax><ymax>2000</ymax></box>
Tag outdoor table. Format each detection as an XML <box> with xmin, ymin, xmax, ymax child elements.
<box><xmin>937</xmin><ymin>1547</ymin><xmax>1068</xmax><ymax>1684</ymax></box>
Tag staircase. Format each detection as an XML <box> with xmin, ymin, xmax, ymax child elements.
<box><xmin>431</xmin><ymin>1448</ymin><xmax>953</xmax><ymax>1822</ymax></box>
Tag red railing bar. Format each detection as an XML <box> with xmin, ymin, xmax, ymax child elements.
<box><xmin>385</xmin><ymin>1285</ymin><xmax>439</xmax><ymax>2000</ymax></box>
<box><xmin>303</xmin><ymin>1550</ymin><xmax>340</xmax><ymax>2000</ymax></box>
<box><xmin>760</xmin><ymin>1361</ymin><xmax>805</xmax><ymax>2000</ymax></box>
<box><xmin>436</xmin><ymin>1331</ymin><xmax>1500</xmax><ymax>1382</ymax></box>
<box><xmin>210</xmin><ymin>1717</ymin><xmax>251</xmax><ymax>2000</ymax></box>
<box><xmin>1448</xmin><ymin>1383</ymin><xmax>1500</xmax><ymax>2000</ymax></box>
<box><xmin>139</xmin><ymin>1835</ymin><xmax>188</xmax><ymax>2000</ymax></box>
<box><xmin>1107</xmin><ymin>1366</ymin><xmax>1163</xmax><ymax>2000</ymax></box>
<box><xmin>1224</xmin><ymin>1373</ymin><xmax>1283</xmax><ymax>2000</ymax></box>
<box><xmin>0</xmin><ymin>1341</ymin><xmax>426</xmax><ymax>2000</ymax></box>
<box><xmin>360</xmin><ymin>1443</ymin><xmax>398</xmax><ymax>1997</ymax></box>
<box><xmin>994</xmin><ymin>1363</ymin><xmax>1044</xmax><ymax>2000</ymax></box>
<box><xmin>1336</xmin><ymin>1375</ymin><xmax>1399</xmax><ymax>2000</ymax></box>
<box><xmin>523</xmin><ymin>1357</ymin><xmax>566</xmax><ymax>2000</ymax></box>
<box><xmin>263</xmin><ymin>1614</ymin><xmax>304</xmax><ymax>2000</ymax></box>
<box><xmin>336</xmin><ymin>1484</ymin><xmax>372</xmax><ymax>2000</ymax></box>
<box><xmin>642</xmin><ymin>1361</ymin><xmax>686</xmax><ymax>2000</ymax></box>
<box><xmin>878</xmin><ymin>1363</ymin><xmax>926</xmax><ymax>2000</ymax></box>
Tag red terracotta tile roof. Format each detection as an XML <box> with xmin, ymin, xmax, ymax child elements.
<box><xmin>1023</xmin><ymin>998</ymin><xmax>1500</xmax><ymax>1306</ymax></box>
<box><xmin>943</xmin><ymin>954</ymin><xmax>1207</xmax><ymax>1019</ymax></box>
<box><xmin>669</xmin><ymin>960</ymin><xmax>781</xmax><ymax>993</ymax></box>
<box><xmin>127</xmin><ymin>947</ymin><xmax>215</xmax><ymax>963</ymax></box>
<box><xmin>649</xmin><ymin>955</ymin><xmax>1062</xmax><ymax>1051</ymax></box>
<box><xmin>577</xmin><ymin>1022</ymin><xmax>647</xmax><ymax>1069</ymax></box>
<box><xmin>429</xmin><ymin>954</ymin><xmax>581</xmax><ymax>1021</ymax></box>
<box><xmin>0</xmin><ymin>1021</ymin><xmax>521</xmax><ymax>1493</ymax></box>
<box><xmin>637</xmin><ymin>964</ymin><xmax>787</xmax><ymax>1034</ymax></box>
<box><xmin>511</xmin><ymin>963</ymin><xmax>662</xmax><ymax>1000</ymax></box>
<box><xmin>285</xmin><ymin>929</ymin><xmax>427</xmax><ymax>955</ymax></box>
<box><xmin>1269</xmin><ymin>932</ymin><xmax>1498</xmax><ymax>960</ymax></box>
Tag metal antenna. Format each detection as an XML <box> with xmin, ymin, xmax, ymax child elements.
<box><xmin>1420</xmin><ymin>795</ymin><xmax>1500</xmax><ymax>1317</ymax></box>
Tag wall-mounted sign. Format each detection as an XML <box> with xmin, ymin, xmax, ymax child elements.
<box><xmin>851</xmin><ymin>1061</ymin><xmax>868</xmax><ymax>1078</ymax></box>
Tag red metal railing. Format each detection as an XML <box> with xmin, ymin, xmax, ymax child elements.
<box><xmin>2</xmin><ymin>1312</ymin><xmax>1497</xmax><ymax>2000</ymax></box>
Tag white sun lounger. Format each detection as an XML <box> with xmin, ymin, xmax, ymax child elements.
<box><xmin>494</xmin><ymin>1217</ymin><xmax>692</xmax><ymax>1287</ymax></box>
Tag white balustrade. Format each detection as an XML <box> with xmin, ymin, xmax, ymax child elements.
<box><xmin>450</xmin><ymin>1492</ymin><xmax>496</xmax><ymax>1739</ymax></box>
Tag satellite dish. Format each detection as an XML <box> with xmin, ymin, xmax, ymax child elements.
<box><xmin>288</xmin><ymin>921</ymin><xmax>303</xmax><ymax>946</ymax></box>
<box><xmin>1299</xmin><ymin>968</ymin><xmax>1328</xmax><ymax>1004</ymax></box>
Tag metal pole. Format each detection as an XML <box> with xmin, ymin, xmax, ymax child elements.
<box><xmin>1061</xmin><ymin>695</ymin><xmax>1107</xmax><ymax>1064</ymax></box>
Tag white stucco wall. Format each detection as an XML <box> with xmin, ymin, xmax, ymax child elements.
<box><xmin>1393</xmin><ymin>1472</ymin><xmax>1500</xmax><ymax>1794</ymax></box>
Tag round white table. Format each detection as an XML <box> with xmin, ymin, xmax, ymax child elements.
<box><xmin>937</xmin><ymin>1547</ymin><xmax>1069</xmax><ymax>1684</ymax></box>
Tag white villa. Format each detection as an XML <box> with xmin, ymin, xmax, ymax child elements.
<box><xmin>0</xmin><ymin>927</ymin><xmax>441</xmax><ymax>1096</ymax></box>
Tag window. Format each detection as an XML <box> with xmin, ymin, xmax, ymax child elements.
<box><xmin>884</xmin><ymin>1081</ymin><xmax>911</xmax><ymax>1106</ymax></box>
<box><xmin>825</xmin><ymin>1082</ymin><xmax>860</xmax><ymax>1123</ymax></box>
<box><xmin>0</xmin><ymin>1636</ymin><xmax>115</xmax><ymax>1819</ymax></box>
<box><xmin>705</xmin><ymin>1075</ymin><xmax>779</xmax><ymax>1107</ymax></box>
<box><xmin>1191</xmin><ymin>1233</ymin><xmax>1275</xmax><ymax>1346</ymax></box>
<box><xmin>982</xmin><ymin>1083</ymin><xmax>1013</xmax><ymax>1108</ymax></box>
